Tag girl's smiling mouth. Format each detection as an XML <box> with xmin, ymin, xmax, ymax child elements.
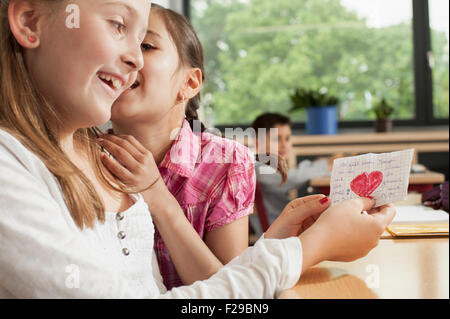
<box><xmin>97</xmin><ymin>71</ymin><xmax>127</xmax><ymax>98</ymax></box>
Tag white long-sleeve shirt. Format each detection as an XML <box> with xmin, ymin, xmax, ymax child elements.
<box><xmin>0</xmin><ymin>129</ymin><xmax>302</xmax><ymax>299</ymax></box>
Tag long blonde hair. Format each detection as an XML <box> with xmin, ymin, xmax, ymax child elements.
<box><xmin>0</xmin><ymin>0</ymin><xmax>125</xmax><ymax>229</ymax></box>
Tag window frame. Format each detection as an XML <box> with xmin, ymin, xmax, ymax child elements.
<box><xmin>184</xmin><ymin>0</ymin><xmax>449</xmax><ymax>130</ymax></box>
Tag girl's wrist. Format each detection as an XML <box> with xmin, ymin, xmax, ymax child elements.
<box><xmin>142</xmin><ymin>179</ymin><xmax>180</xmax><ymax>223</ymax></box>
<box><xmin>298</xmin><ymin>224</ymin><xmax>329</xmax><ymax>274</ymax></box>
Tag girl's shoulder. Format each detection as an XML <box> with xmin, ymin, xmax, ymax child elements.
<box><xmin>0</xmin><ymin>128</ymin><xmax>33</xmax><ymax>159</ymax></box>
<box><xmin>0</xmin><ymin>128</ymin><xmax>58</xmax><ymax>187</ymax></box>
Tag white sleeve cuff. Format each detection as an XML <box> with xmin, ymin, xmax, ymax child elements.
<box><xmin>258</xmin><ymin>234</ymin><xmax>303</xmax><ymax>296</ymax></box>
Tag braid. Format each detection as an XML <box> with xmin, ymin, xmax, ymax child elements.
<box><xmin>186</xmin><ymin>95</ymin><xmax>206</xmax><ymax>133</ymax></box>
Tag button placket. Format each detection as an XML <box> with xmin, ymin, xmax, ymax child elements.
<box><xmin>116</xmin><ymin>212</ymin><xmax>130</xmax><ymax>256</ymax></box>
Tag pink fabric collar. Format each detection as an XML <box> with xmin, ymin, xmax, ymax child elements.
<box><xmin>159</xmin><ymin>119</ymin><xmax>201</xmax><ymax>179</ymax></box>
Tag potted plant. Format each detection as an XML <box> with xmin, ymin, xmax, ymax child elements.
<box><xmin>371</xmin><ymin>98</ymin><xmax>394</xmax><ymax>132</ymax></box>
<box><xmin>289</xmin><ymin>88</ymin><xmax>340</xmax><ymax>135</ymax></box>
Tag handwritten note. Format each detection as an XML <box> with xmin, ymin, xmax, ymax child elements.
<box><xmin>330</xmin><ymin>149</ymin><xmax>414</xmax><ymax>207</ymax></box>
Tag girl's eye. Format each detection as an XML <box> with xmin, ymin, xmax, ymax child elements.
<box><xmin>141</xmin><ymin>43</ymin><xmax>156</xmax><ymax>51</ymax></box>
<box><xmin>110</xmin><ymin>20</ymin><xmax>126</xmax><ymax>34</ymax></box>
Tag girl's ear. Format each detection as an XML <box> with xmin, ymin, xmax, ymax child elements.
<box><xmin>8</xmin><ymin>0</ymin><xmax>43</xmax><ymax>48</ymax></box>
<box><xmin>181</xmin><ymin>68</ymin><xmax>203</xmax><ymax>101</ymax></box>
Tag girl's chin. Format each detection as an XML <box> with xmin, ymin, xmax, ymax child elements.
<box><xmin>110</xmin><ymin>108</ymin><xmax>134</xmax><ymax>123</ymax></box>
<box><xmin>110</xmin><ymin>101</ymin><xmax>143</xmax><ymax>121</ymax></box>
<box><xmin>87</xmin><ymin>107</ymin><xmax>112</xmax><ymax>127</ymax></box>
<box><xmin>91</xmin><ymin>115</ymin><xmax>112</xmax><ymax>128</ymax></box>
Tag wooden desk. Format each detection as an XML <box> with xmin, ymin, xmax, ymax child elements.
<box><xmin>279</xmin><ymin>237</ymin><xmax>449</xmax><ymax>299</ymax></box>
<box><xmin>310</xmin><ymin>171</ymin><xmax>446</xmax><ymax>194</ymax></box>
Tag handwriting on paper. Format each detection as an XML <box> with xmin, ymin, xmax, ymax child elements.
<box><xmin>330</xmin><ymin>149</ymin><xmax>414</xmax><ymax>207</ymax></box>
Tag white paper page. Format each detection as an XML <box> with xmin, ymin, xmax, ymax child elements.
<box><xmin>392</xmin><ymin>206</ymin><xmax>449</xmax><ymax>224</ymax></box>
<box><xmin>330</xmin><ymin>149</ymin><xmax>414</xmax><ymax>207</ymax></box>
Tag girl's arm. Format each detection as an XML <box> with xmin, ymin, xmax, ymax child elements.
<box><xmin>161</xmin><ymin>235</ymin><xmax>302</xmax><ymax>299</ymax></box>
<box><xmin>163</xmin><ymin>198</ymin><xmax>396</xmax><ymax>299</ymax></box>
<box><xmin>203</xmin><ymin>216</ymin><xmax>249</xmax><ymax>264</ymax></box>
<box><xmin>203</xmin><ymin>152</ymin><xmax>256</xmax><ymax>265</ymax></box>
<box><xmin>143</xmin><ymin>180</ymin><xmax>224</xmax><ymax>285</ymax></box>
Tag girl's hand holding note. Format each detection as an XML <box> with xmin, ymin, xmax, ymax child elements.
<box><xmin>266</xmin><ymin>196</ymin><xmax>395</xmax><ymax>275</ymax></box>
<box><xmin>297</xmin><ymin>198</ymin><xmax>396</xmax><ymax>273</ymax></box>
<box><xmin>265</xmin><ymin>195</ymin><xmax>331</xmax><ymax>239</ymax></box>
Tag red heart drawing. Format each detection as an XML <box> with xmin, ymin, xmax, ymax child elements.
<box><xmin>350</xmin><ymin>171</ymin><xmax>383</xmax><ymax>197</ymax></box>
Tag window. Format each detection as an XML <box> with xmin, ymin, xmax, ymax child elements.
<box><xmin>429</xmin><ymin>0</ymin><xmax>449</xmax><ymax>119</ymax></box>
<box><xmin>188</xmin><ymin>0</ymin><xmax>449</xmax><ymax>127</ymax></box>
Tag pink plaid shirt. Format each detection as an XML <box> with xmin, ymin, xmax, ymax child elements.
<box><xmin>155</xmin><ymin>120</ymin><xmax>256</xmax><ymax>290</ymax></box>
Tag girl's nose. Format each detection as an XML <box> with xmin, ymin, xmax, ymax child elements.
<box><xmin>121</xmin><ymin>45</ymin><xmax>144</xmax><ymax>72</ymax></box>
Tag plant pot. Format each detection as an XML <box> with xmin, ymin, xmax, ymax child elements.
<box><xmin>375</xmin><ymin>118</ymin><xmax>393</xmax><ymax>133</ymax></box>
<box><xmin>306</xmin><ymin>106</ymin><xmax>338</xmax><ymax>135</ymax></box>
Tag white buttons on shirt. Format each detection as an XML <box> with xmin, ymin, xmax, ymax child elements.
<box><xmin>116</xmin><ymin>212</ymin><xmax>124</xmax><ymax>221</ymax></box>
<box><xmin>118</xmin><ymin>231</ymin><xmax>126</xmax><ymax>240</ymax></box>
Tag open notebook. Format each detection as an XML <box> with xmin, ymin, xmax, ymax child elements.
<box><xmin>386</xmin><ymin>205</ymin><xmax>449</xmax><ymax>237</ymax></box>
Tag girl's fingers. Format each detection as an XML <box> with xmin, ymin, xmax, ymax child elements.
<box><xmin>116</xmin><ymin>134</ymin><xmax>149</xmax><ymax>155</ymax></box>
<box><xmin>311</xmin><ymin>212</ymin><xmax>321</xmax><ymax>221</ymax></box>
<box><xmin>286</xmin><ymin>194</ymin><xmax>327</xmax><ymax>210</ymax></box>
<box><xmin>359</xmin><ymin>204</ymin><xmax>396</xmax><ymax>237</ymax></box>
<box><xmin>99</xmin><ymin>134</ymin><xmax>145</xmax><ymax>163</ymax></box>
<box><xmin>284</xmin><ymin>195</ymin><xmax>331</xmax><ymax>221</ymax></box>
<box><xmin>349</xmin><ymin>197</ymin><xmax>376</xmax><ymax>212</ymax></box>
<box><xmin>302</xmin><ymin>216</ymin><xmax>316</xmax><ymax>232</ymax></box>
<box><xmin>98</xmin><ymin>138</ymin><xmax>140</xmax><ymax>173</ymax></box>
<box><xmin>368</xmin><ymin>204</ymin><xmax>396</xmax><ymax>227</ymax></box>
<box><xmin>100</xmin><ymin>153</ymin><xmax>135</xmax><ymax>183</ymax></box>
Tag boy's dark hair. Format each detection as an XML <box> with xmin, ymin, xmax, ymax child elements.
<box><xmin>251</xmin><ymin>113</ymin><xmax>291</xmax><ymax>135</ymax></box>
